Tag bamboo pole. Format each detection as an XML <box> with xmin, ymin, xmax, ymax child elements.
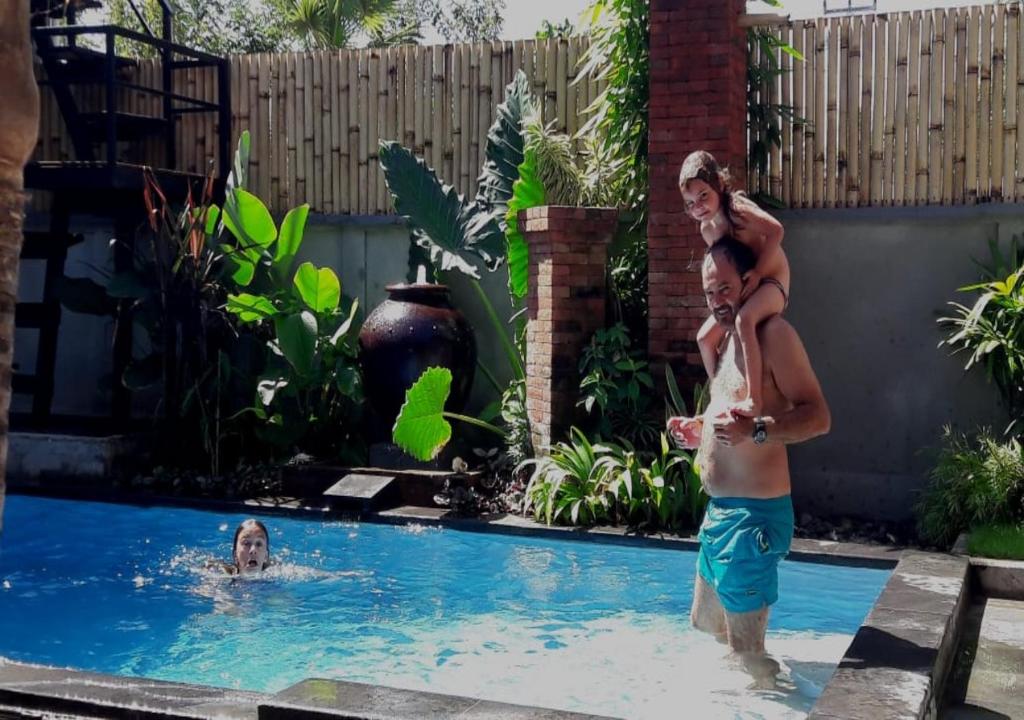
<box><xmin>813</xmin><ymin>19</ymin><xmax>826</xmax><ymax>207</ymax></box>
<box><xmin>431</xmin><ymin>43</ymin><xmax>445</xmax><ymax>195</ymax></box>
<box><xmin>916</xmin><ymin>12</ymin><xmax>931</xmax><ymax>204</ymax></box>
<box><xmin>837</xmin><ymin>18</ymin><xmax>848</xmax><ymax>207</ymax></box>
<box><xmin>441</xmin><ymin>45</ymin><xmax>453</xmax><ymax>187</ymax></box>
<box><xmin>377</xmin><ymin>46</ymin><xmax>390</xmax><ymax>212</ymax></box>
<box><xmin>802</xmin><ymin>21</ymin><xmax>815</xmax><ymax>204</ymax></box>
<box><xmin>348</xmin><ymin>50</ymin><xmax>359</xmax><ymax>214</ymax></box>
<box><xmin>979</xmin><ymin>4</ymin><xmax>992</xmax><ymax>201</ymax></box>
<box><xmin>826</xmin><ymin>19</ymin><xmax>838</xmax><ymax>207</ymax></box>
<box><xmin>566</xmin><ymin>37</ymin><xmax>579</xmax><ymax>142</ymax></box>
<box><xmin>459</xmin><ymin>44</ymin><xmax>472</xmax><ymax>195</ymax></box>
<box><xmin>329</xmin><ymin>51</ymin><xmax>341</xmax><ymax>213</ymax></box>
<box><xmin>941</xmin><ymin>11</ymin><xmax>955</xmax><ymax>205</ymax></box>
<box><xmin>992</xmin><ymin>4</ymin><xmax>1006</xmax><ymax>201</ymax></box>
<box><xmin>478</xmin><ymin>41</ymin><xmax>493</xmax><ymax>194</ymax></box>
<box><xmin>1017</xmin><ymin>4</ymin><xmax>1024</xmax><ymax>200</ymax></box>
<box><xmin>339</xmin><ymin>51</ymin><xmax>351</xmax><ymax>214</ymax></box>
<box><xmin>294</xmin><ymin>53</ymin><xmax>307</xmax><ymax>204</ymax></box>
<box><xmin>1004</xmin><ymin>6</ymin><xmax>1018</xmax><ymax>202</ymax></box>
<box><xmin>905</xmin><ymin>12</ymin><xmax>920</xmax><ymax>204</ymax></box>
<box><xmin>870</xmin><ymin>16</ymin><xmax>885</xmax><ymax>204</ymax></box>
<box><xmin>312</xmin><ymin>52</ymin><xmax>324</xmax><ymax>211</ymax></box>
<box><xmin>882</xmin><ymin>14</ymin><xmax>897</xmax><ymax>205</ymax></box>
<box><xmin>846</xmin><ymin>15</ymin><xmax>861</xmax><ymax>206</ymax></box>
<box><xmin>468</xmin><ymin>44</ymin><xmax>480</xmax><ymax>196</ymax></box>
<box><xmin>792</xmin><ymin>24</ymin><xmax>805</xmax><ymax>207</ymax></box>
<box><xmin>357</xmin><ymin>50</ymin><xmax>369</xmax><ymax>214</ymax></box>
<box><xmin>857</xmin><ymin>15</ymin><xmax>871</xmax><ymax>207</ymax></box>
<box><xmin>325</xmin><ymin>51</ymin><xmax>337</xmax><ymax>214</ymax></box>
<box><xmin>365</xmin><ymin>49</ymin><xmax>378</xmax><ymax>212</ymax></box>
<box><xmin>927</xmin><ymin>10</ymin><xmax>943</xmax><ymax>204</ymax></box>
<box><xmin>451</xmin><ymin>45</ymin><xmax>463</xmax><ymax>196</ymax></box>
<box><xmin>953</xmin><ymin>10</ymin><xmax>967</xmax><ymax>203</ymax></box>
<box><xmin>781</xmin><ymin>24</ymin><xmax>793</xmax><ymax>206</ymax></box>
<box><xmin>769</xmin><ymin>30</ymin><xmax>783</xmax><ymax>202</ymax></box>
<box><xmin>402</xmin><ymin>45</ymin><xmax>414</xmax><ymax>151</ymax></box>
<box><xmin>966</xmin><ymin>6</ymin><xmax>979</xmax><ymax>203</ymax></box>
<box><xmin>556</xmin><ymin>38</ymin><xmax>568</xmax><ymax>132</ymax></box>
<box><xmin>269</xmin><ymin>55</ymin><xmax>281</xmax><ymax>211</ymax></box>
<box><xmin>258</xmin><ymin>54</ymin><xmax>272</xmax><ymax>204</ymax></box>
<box><xmin>545</xmin><ymin>38</ymin><xmax>558</xmax><ymax>125</ymax></box>
<box><xmin>286</xmin><ymin>53</ymin><xmax>298</xmax><ymax>209</ymax></box>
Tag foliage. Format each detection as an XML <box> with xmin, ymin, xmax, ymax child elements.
<box><xmin>522</xmin><ymin>428</ymin><xmax>704</xmax><ymax>530</ymax></box>
<box><xmin>219</xmin><ymin>191</ymin><xmax>365</xmax><ymax>461</ymax></box>
<box><xmin>938</xmin><ymin>239</ymin><xmax>1024</xmax><ymax>436</ymax></box>
<box><xmin>536</xmin><ymin>18</ymin><xmax>575</xmax><ymax>40</ymax></box>
<box><xmin>500</xmin><ymin>378</ymin><xmax>533</xmax><ymax>466</ymax></box>
<box><xmin>504</xmin><ymin>146</ymin><xmax>545</xmax><ymax>300</ymax></box>
<box><xmin>916</xmin><ymin>426</ymin><xmax>1024</xmax><ymax>548</ymax></box>
<box><xmin>105</xmin><ymin>0</ymin><xmax>288</xmax><ymax>56</ymax></box>
<box><xmin>577</xmin><ymin>0</ymin><xmax>649</xmax><ymax>218</ymax></box>
<box><xmin>607</xmin><ymin>222</ymin><xmax>648</xmax><ymax>343</ymax></box>
<box><xmin>577</xmin><ymin>323</ymin><xmax>658</xmax><ymax>449</ymax></box>
<box><xmin>966</xmin><ymin>522</ymin><xmax>1024</xmax><ymax>560</ymax></box>
<box><xmin>274</xmin><ymin>0</ymin><xmax>417</xmax><ymax>49</ymax></box>
<box><xmin>386</xmin><ymin>0</ymin><xmax>505</xmax><ymax>43</ymax></box>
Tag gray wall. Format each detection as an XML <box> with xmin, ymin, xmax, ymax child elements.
<box><xmin>779</xmin><ymin>205</ymin><xmax>1016</xmax><ymax>521</ymax></box>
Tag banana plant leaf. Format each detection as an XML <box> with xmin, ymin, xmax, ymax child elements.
<box><xmin>293</xmin><ymin>262</ymin><xmax>341</xmax><ymax>313</ymax></box>
<box><xmin>476</xmin><ymin>70</ymin><xmax>533</xmax><ymax>224</ymax></box>
<box><xmin>379</xmin><ymin>141</ymin><xmax>504</xmax><ymax>278</ymax></box>
<box><xmin>392</xmin><ymin>366</ymin><xmax>453</xmax><ymax>461</ymax></box>
<box><xmin>504</xmin><ymin>146</ymin><xmax>545</xmax><ymax>299</ymax></box>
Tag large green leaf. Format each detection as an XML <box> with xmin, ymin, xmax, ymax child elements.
<box><xmin>227</xmin><ymin>129</ymin><xmax>251</xmax><ymax>195</ymax></box>
<box><xmin>392</xmin><ymin>366</ymin><xmax>453</xmax><ymax>461</ymax></box>
<box><xmin>227</xmin><ymin>293</ymin><xmax>278</xmax><ymax>323</ymax></box>
<box><xmin>223</xmin><ymin>188</ymin><xmax>277</xmax><ymax>251</ymax></box>
<box><xmin>221</xmin><ymin>244</ymin><xmax>260</xmax><ymax>287</ymax></box>
<box><xmin>273</xmin><ymin>204</ymin><xmax>310</xmax><ymax>282</ymax></box>
<box><xmin>379</xmin><ymin>141</ymin><xmax>504</xmax><ymax>278</ymax></box>
<box><xmin>504</xmin><ymin>146</ymin><xmax>545</xmax><ymax>299</ymax></box>
<box><xmin>275</xmin><ymin>311</ymin><xmax>317</xmax><ymax>375</ymax></box>
<box><xmin>293</xmin><ymin>262</ymin><xmax>341</xmax><ymax>313</ymax></box>
<box><xmin>476</xmin><ymin>70</ymin><xmax>533</xmax><ymax>225</ymax></box>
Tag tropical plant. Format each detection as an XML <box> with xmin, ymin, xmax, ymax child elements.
<box><xmin>536</xmin><ymin>18</ymin><xmax>575</xmax><ymax>40</ymax></box>
<box><xmin>274</xmin><ymin>0</ymin><xmax>416</xmax><ymax>49</ymax></box>
<box><xmin>386</xmin><ymin>0</ymin><xmax>505</xmax><ymax>43</ymax></box>
<box><xmin>522</xmin><ymin>428</ymin><xmax>618</xmax><ymax>525</ymax></box>
<box><xmin>916</xmin><ymin>426</ymin><xmax>1024</xmax><ymax>548</ymax></box>
<box><xmin>379</xmin><ymin>71</ymin><xmax>537</xmax><ymax>461</ymax></box>
<box><xmin>938</xmin><ymin>238</ymin><xmax>1024</xmax><ymax>437</ymax></box>
<box><xmin>577</xmin><ymin>323</ymin><xmax>659</xmax><ymax>448</ymax></box>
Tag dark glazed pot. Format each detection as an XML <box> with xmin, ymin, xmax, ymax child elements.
<box><xmin>358</xmin><ymin>283</ymin><xmax>477</xmax><ymax>435</ymax></box>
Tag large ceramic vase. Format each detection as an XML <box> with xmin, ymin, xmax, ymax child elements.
<box><xmin>358</xmin><ymin>283</ymin><xmax>477</xmax><ymax>437</ymax></box>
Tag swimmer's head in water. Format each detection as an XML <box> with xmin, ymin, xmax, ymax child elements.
<box><xmin>232</xmin><ymin>519</ymin><xmax>270</xmax><ymax>574</ymax></box>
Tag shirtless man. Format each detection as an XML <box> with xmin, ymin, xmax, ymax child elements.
<box><xmin>669</xmin><ymin>236</ymin><xmax>831</xmax><ymax>678</ymax></box>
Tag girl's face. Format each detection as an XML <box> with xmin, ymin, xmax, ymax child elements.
<box><xmin>233</xmin><ymin>526</ymin><xmax>269</xmax><ymax>574</ymax></box>
<box><xmin>681</xmin><ymin>178</ymin><xmax>721</xmax><ymax>222</ymax></box>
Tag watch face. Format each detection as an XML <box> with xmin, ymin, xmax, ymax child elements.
<box><xmin>753</xmin><ymin>421</ymin><xmax>767</xmax><ymax>445</ymax></box>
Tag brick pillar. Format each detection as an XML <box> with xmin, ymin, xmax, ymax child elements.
<box><xmin>647</xmin><ymin>0</ymin><xmax>748</xmax><ymax>382</ymax></box>
<box><xmin>522</xmin><ymin>206</ymin><xmax>619</xmax><ymax>452</ymax></box>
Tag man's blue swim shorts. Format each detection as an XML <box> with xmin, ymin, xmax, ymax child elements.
<box><xmin>697</xmin><ymin>495</ymin><xmax>794</xmax><ymax>614</ymax></box>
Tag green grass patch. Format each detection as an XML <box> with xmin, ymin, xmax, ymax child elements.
<box><xmin>967</xmin><ymin>523</ymin><xmax>1024</xmax><ymax>560</ymax></box>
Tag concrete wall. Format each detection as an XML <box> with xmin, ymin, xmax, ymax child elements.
<box><xmin>779</xmin><ymin>205</ymin><xmax>1016</xmax><ymax>521</ymax></box>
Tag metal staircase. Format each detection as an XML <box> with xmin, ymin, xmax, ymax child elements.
<box><xmin>18</xmin><ymin>0</ymin><xmax>231</xmax><ymax>428</ymax></box>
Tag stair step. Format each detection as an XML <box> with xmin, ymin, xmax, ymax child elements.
<box><xmin>41</xmin><ymin>44</ymin><xmax>137</xmax><ymax>79</ymax></box>
<box><xmin>21</xmin><ymin>231</ymin><xmax>84</xmax><ymax>260</ymax></box>
<box><xmin>79</xmin><ymin>112</ymin><xmax>169</xmax><ymax>141</ymax></box>
<box><xmin>15</xmin><ymin>302</ymin><xmax>60</xmax><ymax>330</ymax></box>
<box><xmin>323</xmin><ymin>473</ymin><xmax>399</xmax><ymax>511</ymax></box>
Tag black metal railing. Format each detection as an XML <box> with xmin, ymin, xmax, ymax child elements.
<box><xmin>33</xmin><ymin>22</ymin><xmax>231</xmax><ymax>178</ymax></box>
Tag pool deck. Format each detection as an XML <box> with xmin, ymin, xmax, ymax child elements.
<box><xmin>2</xmin><ymin>491</ymin><xmax>1017</xmax><ymax>720</ymax></box>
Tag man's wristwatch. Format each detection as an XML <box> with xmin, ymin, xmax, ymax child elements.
<box><xmin>752</xmin><ymin>417</ymin><xmax>768</xmax><ymax>445</ymax></box>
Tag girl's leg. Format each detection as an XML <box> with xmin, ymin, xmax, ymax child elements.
<box><xmin>697</xmin><ymin>313</ymin><xmax>725</xmax><ymax>379</ymax></box>
<box><xmin>733</xmin><ymin>284</ymin><xmax>786</xmax><ymax>417</ymax></box>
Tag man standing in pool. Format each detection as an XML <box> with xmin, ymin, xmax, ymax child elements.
<box><xmin>668</xmin><ymin>236</ymin><xmax>831</xmax><ymax>681</ymax></box>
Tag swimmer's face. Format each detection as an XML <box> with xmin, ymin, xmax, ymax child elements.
<box><xmin>681</xmin><ymin>178</ymin><xmax>721</xmax><ymax>223</ymax></box>
<box><xmin>702</xmin><ymin>252</ymin><xmax>741</xmax><ymax>327</ymax></box>
<box><xmin>233</xmin><ymin>526</ymin><xmax>268</xmax><ymax>574</ymax></box>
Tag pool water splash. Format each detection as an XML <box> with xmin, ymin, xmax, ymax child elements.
<box><xmin>0</xmin><ymin>496</ymin><xmax>889</xmax><ymax>720</ymax></box>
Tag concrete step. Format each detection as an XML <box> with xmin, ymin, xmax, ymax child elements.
<box><xmin>943</xmin><ymin>597</ymin><xmax>1024</xmax><ymax>719</ymax></box>
<box><xmin>322</xmin><ymin>473</ymin><xmax>398</xmax><ymax>512</ymax></box>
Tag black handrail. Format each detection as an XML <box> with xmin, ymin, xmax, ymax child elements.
<box><xmin>124</xmin><ymin>0</ymin><xmax>156</xmax><ymax>39</ymax></box>
<box><xmin>33</xmin><ymin>24</ymin><xmax>223</xmax><ymax>65</ymax></box>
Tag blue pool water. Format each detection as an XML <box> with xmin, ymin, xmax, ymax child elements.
<box><xmin>0</xmin><ymin>495</ymin><xmax>889</xmax><ymax>719</ymax></box>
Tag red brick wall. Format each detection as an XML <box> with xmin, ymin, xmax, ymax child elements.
<box><xmin>522</xmin><ymin>206</ymin><xmax>619</xmax><ymax>451</ymax></box>
<box><xmin>648</xmin><ymin>0</ymin><xmax>748</xmax><ymax>383</ymax></box>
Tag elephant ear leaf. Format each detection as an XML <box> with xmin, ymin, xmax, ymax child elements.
<box><xmin>392</xmin><ymin>367</ymin><xmax>453</xmax><ymax>461</ymax></box>
<box><xmin>505</xmin><ymin>146</ymin><xmax>545</xmax><ymax>300</ymax></box>
<box><xmin>379</xmin><ymin>141</ymin><xmax>504</xmax><ymax>277</ymax></box>
<box><xmin>476</xmin><ymin>70</ymin><xmax>533</xmax><ymax>227</ymax></box>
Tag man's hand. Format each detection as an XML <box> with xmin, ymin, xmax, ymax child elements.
<box><xmin>668</xmin><ymin>416</ymin><xmax>703</xmax><ymax>449</ymax></box>
<box><xmin>711</xmin><ymin>410</ymin><xmax>755</xmax><ymax>447</ymax></box>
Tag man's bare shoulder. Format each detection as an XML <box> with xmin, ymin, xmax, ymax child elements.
<box><xmin>756</xmin><ymin>315</ymin><xmax>799</xmax><ymax>352</ymax></box>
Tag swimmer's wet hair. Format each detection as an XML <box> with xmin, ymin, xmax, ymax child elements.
<box><xmin>233</xmin><ymin>518</ymin><xmax>270</xmax><ymax>568</ymax></box>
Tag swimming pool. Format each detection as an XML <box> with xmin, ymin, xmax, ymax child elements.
<box><xmin>0</xmin><ymin>495</ymin><xmax>889</xmax><ymax>720</ymax></box>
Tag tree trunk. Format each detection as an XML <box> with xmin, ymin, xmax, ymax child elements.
<box><xmin>0</xmin><ymin>1</ymin><xmax>40</xmax><ymax>533</ymax></box>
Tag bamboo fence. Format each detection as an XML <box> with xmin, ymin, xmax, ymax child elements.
<box><xmin>753</xmin><ymin>3</ymin><xmax>1024</xmax><ymax>206</ymax></box>
<box><xmin>32</xmin><ymin>37</ymin><xmax>600</xmax><ymax>216</ymax></box>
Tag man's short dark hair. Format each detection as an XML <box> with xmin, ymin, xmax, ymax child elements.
<box><xmin>703</xmin><ymin>235</ymin><xmax>755</xmax><ymax>277</ymax></box>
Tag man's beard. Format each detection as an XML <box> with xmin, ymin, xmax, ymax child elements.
<box><xmin>713</xmin><ymin>305</ymin><xmax>735</xmax><ymax>326</ymax></box>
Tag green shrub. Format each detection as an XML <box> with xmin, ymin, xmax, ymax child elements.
<box><xmin>967</xmin><ymin>522</ymin><xmax>1024</xmax><ymax>560</ymax></box>
<box><xmin>522</xmin><ymin>428</ymin><xmax>618</xmax><ymax>526</ymax></box>
<box><xmin>916</xmin><ymin>426</ymin><xmax>1024</xmax><ymax>548</ymax></box>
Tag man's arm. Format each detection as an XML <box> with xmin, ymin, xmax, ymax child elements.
<box><xmin>710</xmin><ymin>318</ymin><xmax>830</xmax><ymax>446</ymax></box>
<box><xmin>759</xmin><ymin>319</ymin><xmax>830</xmax><ymax>444</ymax></box>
